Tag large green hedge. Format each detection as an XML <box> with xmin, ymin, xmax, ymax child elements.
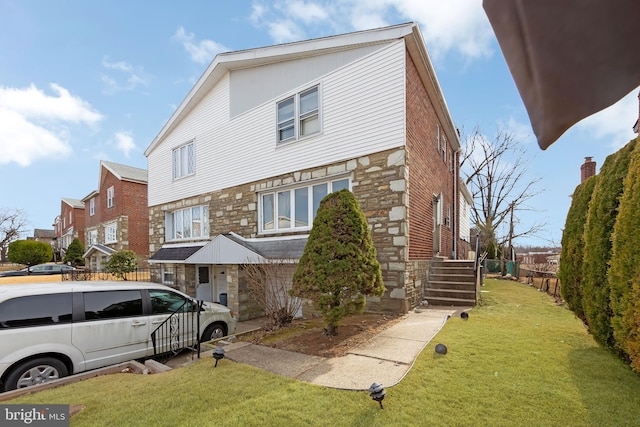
<box><xmin>581</xmin><ymin>138</ymin><xmax>637</xmax><ymax>348</ymax></box>
<box><xmin>609</xmin><ymin>139</ymin><xmax>640</xmax><ymax>369</ymax></box>
<box><xmin>558</xmin><ymin>175</ymin><xmax>597</xmax><ymax>321</ymax></box>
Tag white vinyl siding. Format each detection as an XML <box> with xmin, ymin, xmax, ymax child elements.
<box><xmin>147</xmin><ymin>41</ymin><xmax>405</xmax><ymax>207</ymax></box>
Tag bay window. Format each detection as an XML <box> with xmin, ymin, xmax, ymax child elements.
<box><xmin>260</xmin><ymin>177</ymin><xmax>350</xmax><ymax>233</ymax></box>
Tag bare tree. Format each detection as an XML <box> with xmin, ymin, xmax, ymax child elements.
<box><xmin>0</xmin><ymin>208</ymin><xmax>29</xmax><ymax>263</ymax></box>
<box><xmin>242</xmin><ymin>260</ymin><xmax>302</xmax><ymax>330</ymax></box>
<box><xmin>461</xmin><ymin>128</ymin><xmax>545</xmax><ymax>258</ymax></box>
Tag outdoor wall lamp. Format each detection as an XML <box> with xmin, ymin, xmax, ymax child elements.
<box><xmin>368</xmin><ymin>382</ymin><xmax>386</xmax><ymax>409</ymax></box>
<box><xmin>213</xmin><ymin>347</ymin><xmax>225</xmax><ymax>367</ymax></box>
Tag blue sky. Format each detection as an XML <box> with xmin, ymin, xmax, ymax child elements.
<box><xmin>1</xmin><ymin>0</ymin><xmax>638</xmax><ymax>248</ymax></box>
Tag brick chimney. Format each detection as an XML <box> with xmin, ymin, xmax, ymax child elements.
<box><xmin>581</xmin><ymin>157</ymin><xmax>596</xmax><ymax>182</ymax></box>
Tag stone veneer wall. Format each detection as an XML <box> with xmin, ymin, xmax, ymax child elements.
<box><xmin>148</xmin><ymin>147</ymin><xmax>417</xmax><ymax>316</ymax></box>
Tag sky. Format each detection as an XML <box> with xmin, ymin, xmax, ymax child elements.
<box><xmin>1</xmin><ymin>0</ymin><xmax>638</xmax><ymax>248</ymax></box>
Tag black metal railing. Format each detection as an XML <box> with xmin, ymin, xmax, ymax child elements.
<box><xmin>150</xmin><ymin>300</ymin><xmax>202</xmax><ymax>363</ymax></box>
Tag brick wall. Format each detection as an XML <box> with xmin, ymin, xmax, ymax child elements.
<box><xmin>84</xmin><ymin>167</ymin><xmax>149</xmax><ymax>259</ymax></box>
<box><xmin>405</xmin><ymin>52</ymin><xmax>456</xmax><ymax>260</ymax></box>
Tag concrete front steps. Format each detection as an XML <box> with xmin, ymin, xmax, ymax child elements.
<box><xmin>425</xmin><ymin>258</ymin><xmax>476</xmax><ymax>306</ymax></box>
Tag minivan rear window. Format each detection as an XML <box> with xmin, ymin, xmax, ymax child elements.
<box><xmin>0</xmin><ymin>293</ymin><xmax>73</xmax><ymax>328</ymax></box>
<box><xmin>83</xmin><ymin>290</ymin><xmax>143</xmax><ymax>320</ymax></box>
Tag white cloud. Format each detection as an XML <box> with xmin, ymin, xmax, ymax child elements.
<box><xmin>174</xmin><ymin>27</ymin><xmax>228</xmax><ymax>64</ymax></box>
<box><xmin>388</xmin><ymin>0</ymin><xmax>494</xmax><ymax>60</ymax></box>
<box><xmin>114</xmin><ymin>131</ymin><xmax>136</xmax><ymax>157</ymax></box>
<box><xmin>0</xmin><ymin>83</ymin><xmax>103</xmax><ymax>167</ymax></box>
<box><xmin>101</xmin><ymin>56</ymin><xmax>149</xmax><ymax>94</ymax></box>
<box><xmin>268</xmin><ymin>20</ymin><xmax>305</xmax><ymax>43</ymax></box>
<box><xmin>576</xmin><ymin>90</ymin><xmax>639</xmax><ymax>150</ymax></box>
<box><xmin>249</xmin><ymin>0</ymin><xmax>494</xmax><ymax>61</ymax></box>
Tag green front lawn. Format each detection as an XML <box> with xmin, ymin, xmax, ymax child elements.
<box><xmin>7</xmin><ymin>279</ymin><xmax>640</xmax><ymax>426</ymax></box>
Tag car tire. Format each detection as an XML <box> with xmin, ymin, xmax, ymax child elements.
<box><xmin>4</xmin><ymin>357</ymin><xmax>68</xmax><ymax>391</ymax></box>
<box><xmin>201</xmin><ymin>322</ymin><xmax>227</xmax><ymax>342</ymax></box>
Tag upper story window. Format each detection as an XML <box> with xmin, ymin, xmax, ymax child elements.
<box><xmin>260</xmin><ymin>177</ymin><xmax>350</xmax><ymax>233</ymax></box>
<box><xmin>173</xmin><ymin>142</ymin><xmax>194</xmax><ymax>180</ymax></box>
<box><xmin>277</xmin><ymin>86</ymin><xmax>320</xmax><ymax>144</ymax></box>
<box><xmin>107</xmin><ymin>186</ymin><xmax>115</xmax><ymax>208</ymax></box>
<box><xmin>89</xmin><ymin>198</ymin><xmax>95</xmax><ymax>216</ymax></box>
<box><xmin>104</xmin><ymin>222</ymin><xmax>117</xmax><ymax>244</ymax></box>
<box><xmin>69</xmin><ymin>211</ymin><xmax>72</xmax><ymax>224</ymax></box>
<box><xmin>165</xmin><ymin>205</ymin><xmax>209</xmax><ymax>241</ymax></box>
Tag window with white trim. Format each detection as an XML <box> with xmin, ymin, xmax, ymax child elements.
<box><xmin>260</xmin><ymin>177</ymin><xmax>350</xmax><ymax>233</ymax></box>
<box><xmin>442</xmin><ymin>135</ymin><xmax>447</xmax><ymax>162</ymax></box>
<box><xmin>88</xmin><ymin>229</ymin><xmax>98</xmax><ymax>246</ymax></box>
<box><xmin>162</xmin><ymin>265</ymin><xmax>175</xmax><ymax>285</ymax></box>
<box><xmin>165</xmin><ymin>205</ymin><xmax>209</xmax><ymax>241</ymax></box>
<box><xmin>104</xmin><ymin>223</ymin><xmax>117</xmax><ymax>244</ymax></box>
<box><xmin>69</xmin><ymin>211</ymin><xmax>72</xmax><ymax>224</ymax></box>
<box><xmin>173</xmin><ymin>142</ymin><xmax>194</xmax><ymax>179</ymax></box>
<box><xmin>277</xmin><ymin>85</ymin><xmax>320</xmax><ymax>143</ymax></box>
<box><xmin>107</xmin><ymin>186</ymin><xmax>115</xmax><ymax>208</ymax></box>
<box><xmin>89</xmin><ymin>198</ymin><xmax>95</xmax><ymax>216</ymax></box>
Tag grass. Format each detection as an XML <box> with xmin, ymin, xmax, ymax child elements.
<box><xmin>5</xmin><ymin>279</ymin><xmax>640</xmax><ymax>426</ymax></box>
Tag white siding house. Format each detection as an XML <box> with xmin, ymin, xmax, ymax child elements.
<box><xmin>145</xmin><ymin>23</ymin><xmax>463</xmax><ymax>319</ymax></box>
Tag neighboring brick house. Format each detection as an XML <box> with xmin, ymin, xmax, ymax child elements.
<box><xmin>54</xmin><ymin>198</ymin><xmax>85</xmax><ymax>258</ymax></box>
<box><xmin>82</xmin><ymin>161</ymin><xmax>149</xmax><ymax>270</ymax></box>
<box><xmin>144</xmin><ymin>23</ymin><xmax>463</xmax><ymax>319</ymax></box>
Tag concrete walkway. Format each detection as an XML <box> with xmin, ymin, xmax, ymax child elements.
<box><xmin>214</xmin><ymin>307</ymin><xmax>463</xmax><ymax>390</ymax></box>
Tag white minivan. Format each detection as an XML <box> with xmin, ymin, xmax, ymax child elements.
<box><xmin>0</xmin><ymin>281</ymin><xmax>236</xmax><ymax>392</ymax></box>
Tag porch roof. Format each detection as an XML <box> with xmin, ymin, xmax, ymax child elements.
<box><xmin>83</xmin><ymin>244</ymin><xmax>116</xmax><ymax>259</ymax></box>
<box><xmin>148</xmin><ymin>243</ymin><xmax>205</xmax><ymax>264</ymax></box>
<box><xmin>185</xmin><ymin>233</ymin><xmax>308</xmax><ymax>264</ymax></box>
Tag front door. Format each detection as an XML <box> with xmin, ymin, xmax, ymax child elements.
<box><xmin>213</xmin><ymin>266</ymin><xmax>228</xmax><ymax>305</ymax></box>
<box><xmin>195</xmin><ymin>265</ymin><xmax>213</xmax><ymax>302</ymax></box>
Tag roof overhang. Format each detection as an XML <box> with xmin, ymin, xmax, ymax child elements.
<box><xmin>185</xmin><ymin>234</ymin><xmax>266</xmax><ymax>264</ymax></box>
<box><xmin>83</xmin><ymin>244</ymin><xmax>116</xmax><ymax>259</ymax></box>
<box><xmin>483</xmin><ymin>0</ymin><xmax>640</xmax><ymax>149</ymax></box>
<box><xmin>148</xmin><ymin>242</ymin><xmax>207</xmax><ymax>264</ymax></box>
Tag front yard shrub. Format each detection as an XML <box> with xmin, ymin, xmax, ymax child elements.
<box><xmin>558</xmin><ymin>175</ymin><xmax>597</xmax><ymax>321</ymax></box>
<box><xmin>105</xmin><ymin>249</ymin><xmax>137</xmax><ymax>280</ymax></box>
<box><xmin>7</xmin><ymin>239</ymin><xmax>52</xmax><ymax>267</ymax></box>
<box><xmin>581</xmin><ymin>138</ymin><xmax>636</xmax><ymax>349</ymax></box>
<box><xmin>63</xmin><ymin>237</ymin><xmax>85</xmax><ymax>266</ymax></box>
<box><xmin>291</xmin><ymin>189</ymin><xmax>385</xmax><ymax>336</ymax></box>
<box><xmin>609</xmin><ymin>137</ymin><xmax>640</xmax><ymax>368</ymax></box>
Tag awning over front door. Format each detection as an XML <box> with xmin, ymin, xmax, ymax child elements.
<box><xmin>148</xmin><ymin>243</ymin><xmax>205</xmax><ymax>264</ymax></box>
<box><xmin>186</xmin><ymin>234</ymin><xmax>266</xmax><ymax>264</ymax></box>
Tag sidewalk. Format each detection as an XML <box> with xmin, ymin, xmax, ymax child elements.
<box><xmin>212</xmin><ymin>307</ymin><xmax>465</xmax><ymax>390</ymax></box>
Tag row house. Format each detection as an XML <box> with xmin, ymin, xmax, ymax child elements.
<box><xmin>53</xmin><ymin>198</ymin><xmax>85</xmax><ymax>257</ymax></box>
<box><xmin>82</xmin><ymin>161</ymin><xmax>149</xmax><ymax>270</ymax></box>
<box><xmin>144</xmin><ymin>23</ymin><xmax>468</xmax><ymax>319</ymax></box>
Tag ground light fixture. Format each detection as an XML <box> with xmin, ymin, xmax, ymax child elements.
<box><xmin>461</xmin><ymin>312</ymin><xmax>469</xmax><ymax>320</ymax></box>
<box><xmin>368</xmin><ymin>382</ymin><xmax>386</xmax><ymax>409</ymax></box>
<box><xmin>213</xmin><ymin>347</ymin><xmax>225</xmax><ymax>367</ymax></box>
<box><xmin>435</xmin><ymin>343</ymin><xmax>448</xmax><ymax>355</ymax></box>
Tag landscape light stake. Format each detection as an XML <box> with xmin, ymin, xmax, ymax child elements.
<box><xmin>213</xmin><ymin>347</ymin><xmax>225</xmax><ymax>367</ymax></box>
<box><xmin>368</xmin><ymin>382</ymin><xmax>386</xmax><ymax>409</ymax></box>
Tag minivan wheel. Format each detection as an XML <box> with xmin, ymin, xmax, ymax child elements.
<box><xmin>4</xmin><ymin>358</ymin><xmax>68</xmax><ymax>391</ymax></box>
<box><xmin>201</xmin><ymin>322</ymin><xmax>227</xmax><ymax>342</ymax></box>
